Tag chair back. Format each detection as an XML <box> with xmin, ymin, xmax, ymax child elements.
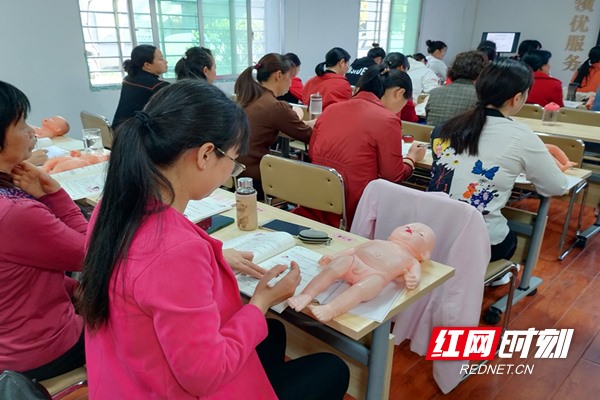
<box><xmin>401</xmin><ymin>121</ymin><xmax>434</xmax><ymax>143</ymax></box>
<box><xmin>537</xmin><ymin>133</ymin><xmax>585</xmax><ymax>167</ymax></box>
<box><xmin>557</xmin><ymin>108</ymin><xmax>600</xmax><ymax>126</ymax></box>
<box><xmin>80</xmin><ymin>111</ymin><xmax>114</xmax><ymax>149</ymax></box>
<box><xmin>514</xmin><ymin>104</ymin><xmax>543</xmax><ymax>119</ymax></box>
<box><xmin>259</xmin><ymin>154</ymin><xmax>347</xmax><ymax>229</ymax></box>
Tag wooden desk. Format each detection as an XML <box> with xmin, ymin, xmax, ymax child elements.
<box><xmin>211</xmin><ymin>189</ymin><xmax>454</xmax><ymax>400</ymax></box>
<box><xmin>514</xmin><ymin>117</ymin><xmax>600</xmax><ymax>144</ymax></box>
<box><xmin>51</xmin><ymin>135</ymin><xmax>84</xmax><ymax>151</ymax></box>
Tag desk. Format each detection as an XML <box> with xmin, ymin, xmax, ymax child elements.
<box><xmin>51</xmin><ymin>135</ymin><xmax>84</xmax><ymax>151</ymax></box>
<box><xmin>514</xmin><ymin>117</ymin><xmax>600</xmax><ymax>144</ymax></box>
<box><xmin>211</xmin><ymin>189</ymin><xmax>454</xmax><ymax>400</ymax></box>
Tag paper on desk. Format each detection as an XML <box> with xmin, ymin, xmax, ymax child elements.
<box><xmin>515</xmin><ymin>173</ymin><xmax>582</xmax><ymax>190</ymax></box>
<box><xmin>44</xmin><ymin>145</ymin><xmax>69</xmax><ymax>159</ymax></box>
<box><xmin>563</xmin><ymin>100</ymin><xmax>584</xmax><ymax>109</ymax></box>
<box><xmin>314</xmin><ymin>280</ymin><xmax>405</xmax><ymax>323</ymax></box>
<box><xmin>52</xmin><ymin>162</ymin><xmax>108</xmax><ymax>200</ymax></box>
<box><xmin>184</xmin><ymin>194</ymin><xmax>236</xmax><ymax>223</ymax></box>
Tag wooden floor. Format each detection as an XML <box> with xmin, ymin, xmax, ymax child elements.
<box><xmin>383</xmin><ymin>198</ymin><xmax>600</xmax><ymax>400</ymax></box>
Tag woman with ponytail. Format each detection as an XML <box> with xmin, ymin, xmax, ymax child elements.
<box><xmin>571</xmin><ymin>45</ymin><xmax>600</xmax><ymax>93</ymax></box>
<box><xmin>427</xmin><ymin>59</ymin><xmax>568</xmax><ymax>261</ymax></box>
<box><xmin>425</xmin><ymin>39</ymin><xmax>448</xmax><ymax>83</ymax></box>
<box><xmin>383</xmin><ymin>52</ymin><xmax>418</xmax><ymax>122</ymax></box>
<box><xmin>174</xmin><ymin>46</ymin><xmax>217</xmax><ymax>83</ymax></box>
<box><xmin>112</xmin><ymin>44</ymin><xmax>169</xmax><ymax>129</ymax></box>
<box><xmin>302</xmin><ymin>47</ymin><xmax>352</xmax><ymax>109</ymax></box>
<box><xmin>234</xmin><ymin>53</ymin><xmax>312</xmax><ymax>196</ymax></box>
<box><xmin>79</xmin><ymin>80</ymin><xmax>349</xmax><ymax>399</ymax></box>
<box><xmin>297</xmin><ymin>65</ymin><xmax>425</xmax><ymax>228</ymax></box>
<box><xmin>345</xmin><ymin>43</ymin><xmax>386</xmax><ymax>86</ymax></box>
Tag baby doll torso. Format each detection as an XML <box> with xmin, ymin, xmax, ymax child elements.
<box><xmin>345</xmin><ymin>240</ymin><xmax>416</xmax><ymax>284</ymax></box>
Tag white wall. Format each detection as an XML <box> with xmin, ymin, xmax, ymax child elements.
<box><xmin>283</xmin><ymin>0</ymin><xmax>360</xmax><ymax>83</ymax></box>
<box><xmin>0</xmin><ymin>0</ymin><xmax>120</xmax><ymax>139</ymax></box>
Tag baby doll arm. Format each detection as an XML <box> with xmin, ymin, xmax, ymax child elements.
<box><xmin>403</xmin><ymin>260</ymin><xmax>422</xmax><ymax>290</ymax></box>
<box><xmin>545</xmin><ymin>144</ymin><xmax>577</xmax><ymax>172</ymax></box>
<box><xmin>318</xmin><ymin>247</ymin><xmax>356</xmax><ymax>266</ymax></box>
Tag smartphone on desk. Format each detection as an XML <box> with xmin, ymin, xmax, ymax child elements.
<box><xmin>198</xmin><ymin>214</ymin><xmax>235</xmax><ymax>234</ymax></box>
<box><xmin>260</xmin><ymin>219</ymin><xmax>310</xmax><ymax>236</ymax></box>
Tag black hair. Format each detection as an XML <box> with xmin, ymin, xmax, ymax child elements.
<box><xmin>367</xmin><ymin>43</ymin><xmax>386</xmax><ymax>60</ymax></box>
<box><xmin>356</xmin><ymin>64</ymin><xmax>412</xmax><ymax>100</ymax></box>
<box><xmin>234</xmin><ymin>53</ymin><xmax>293</xmax><ymax>108</ymax></box>
<box><xmin>174</xmin><ymin>46</ymin><xmax>214</xmax><ymax>81</ymax></box>
<box><xmin>412</xmin><ymin>53</ymin><xmax>428</xmax><ymax>64</ymax></box>
<box><xmin>477</xmin><ymin>45</ymin><xmax>497</xmax><ymax>62</ymax></box>
<box><xmin>315</xmin><ymin>47</ymin><xmax>351</xmax><ymax>76</ymax></box>
<box><xmin>0</xmin><ymin>81</ymin><xmax>30</xmax><ymax>150</ymax></box>
<box><xmin>573</xmin><ymin>46</ymin><xmax>600</xmax><ymax>87</ymax></box>
<box><xmin>284</xmin><ymin>53</ymin><xmax>301</xmax><ymax>67</ymax></box>
<box><xmin>447</xmin><ymin>51</ymin><xmax>487</xmax><ymax>81</ymax></box>
<box><xmin>522</xmin><ymin>50</ymin><xmax>552</xmax><ymax>72</ymax></box>
<box><xmin>79</xmin><ymin>80</ymin><xmax>250</xmax><ymax>330</ymax></box>
<box><xmin>517</xmin><ymin>40</ymin><xmax>542</xmax><ymax>59</ymax></box>
<box><xmin>426</xmin><ymin>40</ymin><xmax>447</xmax><ymax>54</ymax></box>
<box><xmin>477</xmin><ymin>40</ymin><xmax>497</xmax><ymax>52</ymax></box>
<box><xmin>383</xmin><ymin>52</ymin><xmax>410</xmax><ymax>71</ymax></box>
<box><xmin>438</xmin><ymin>58</ymin><xmax>533</xmax><ymax>156</ymax></box>
<box><xmin>123</xmin><ymin>44</ymin><xmax>158</xmax><ymax>77</ymax></box>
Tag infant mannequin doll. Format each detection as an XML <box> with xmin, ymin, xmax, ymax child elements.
<box><xmin>545</xmin><ymin>144</ymin><xmax>577</xmax><ymax>172</ymax></box>
<box><xmin>287</xmin><ymin>223</ymin><xmax>435</xmax><ymax>322</ymax></box>
<box><xmin>33</xmin><ymin>116</ymin><xmax>70</xmax><ymax>138</ymax></box>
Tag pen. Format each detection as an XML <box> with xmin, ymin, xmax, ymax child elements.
<box><xmin>267</xmin><ymin>267</ymin><xmax>290</xmax><ymax>288</ymax></box>
<box><xmin>417</xmin><ymin>144</ymin><xmax>428</xmax><ymax>148</ymax></box>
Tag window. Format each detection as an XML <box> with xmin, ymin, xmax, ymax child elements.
<box><xmin>79</xmin><ymin>0</ymin><xmax>282</xmax><ymax>87</ymax></box>
<box><xmin>357</xmin><ymin>0</ymin><xmax>422</xmax><ymax>58</ymax></box>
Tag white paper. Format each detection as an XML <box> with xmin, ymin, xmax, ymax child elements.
<box><xmin>51</xmin><ymin>162</ymin><xmax>108</xmax><ymax>200</ymax></box>
<box><xmin>183</xmin><ymin>195</ymin><xmax>235</xmax><ymax>223</ymax></box>
<box><xmin>44</xmin><ymin>145</ymin><xmax>69</xmax><ymax>159</ymax></box>
<box><xmin>516</xmin><ymin>173</ymin><xmax>582</xmax><ymax>190</ymax></box>
<box><xmin>223</xmin><ymin>231</ymin><xmax>296</xmax><ymax>264</ymax></box>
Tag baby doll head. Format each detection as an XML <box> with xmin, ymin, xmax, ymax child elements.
<box><xmin>388</xmin><ymin>223</ymin><xmax>435</xmax><ymax>260</ymax></box>
<box><xmin>34</xmin><ymin>116</ymin><xmax>70</xmax><ymax>137</ymax></box>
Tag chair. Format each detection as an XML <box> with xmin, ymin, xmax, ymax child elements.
<box><xmin>514</xmin><ymin>103</ymin><xmax>543</xmax><ymax>119</ymax></box>
<box><xmin>259</xmin><ymin>154</ymin><xmax>347</xmax><ymax>230</ymax></box>
<box><xmin>537</xmin><ymin>134</ymin><xmax>588</xmax><ymax>259</ymax></box>
<box><xmin>351</xmin><ymin>179</ymin><xmax>518</xmax><ymax>393</ymax></box>
<box><xmin>557</xmin><ymin>107</ymin><xmax>600</xmax><ymax>126</ymax></box>
<box><xmin>39</xmin><ymin>367</ymin><xmax>87</xmax><ymax>399</ymax></box>
<box><xmin>401</xmin><ymin>121</ymin><xmax>434</xmax><ymax>143</ymax></box>
<box><xmin>80</xmin><ymin>111</ymin><xmax>114</xmax><ymax>149</ymax></box>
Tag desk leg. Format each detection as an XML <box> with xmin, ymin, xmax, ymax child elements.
<box><xmin>491</xmin><ymin>196</ymin><xmax>549</xmax><ymax>313</ymax></box>
<box><xmin>366</xmin><ymin>320</ymin><xmax>392</xmax><ymax>400</ymax></box>
<box><xmin>559</xmin><ymin>206</ymin><xmax>600</xmax><ymax>259</ymax></box>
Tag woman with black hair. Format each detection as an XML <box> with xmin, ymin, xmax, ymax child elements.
<box><xmin>298</xmin><ymin>65</ymin><xmax>425</xmax><ymax>228</ymax></box>
<box><xmin>79</xmin><ymin>80</ymin><xmax>349</xmax><ymax>399</ymax></box>
<box><xmin>277</xmin><ymin>53</ymin><xmax>304</xmax><ymax>103</ymax></box>
<box><xmin>302</xmin><ymin>47</ymin><xmax>352</xmax><ymax>109</ymax></box>
<box><xmin>522</xmin><ymin>50</ymin><xmax>564</xmax><ymax>107</ymax></box>
<box><xmin>425</xmin><ymin>39</ymin><xmax>448</xmax><ymax>82</ymax></box>
<box><xmin>112</xmin><ymin>44</ymin><xmax>169</xmax><ymax>129</ymax></box>
<box><xmin>174</xmin><ymin>46</ymin><xmax>216</xmax><ymax>83</ymax></box>
<box><xmin>383</xmin><ymin>52</ymin><xmax>418</xmax><ymax>122</ymax></box>
<box><xmin>428</xmin><ymin>59</ymin><xmax>568</xmax><ymax>261</ymax></box>
<box><xmin>345</xmin><ymin>43</ymin><xmax>386</xmax><ymax>86</ymax></box>
<box><xmin>512</xmin><ymin>39</ymin><xmax>542</xmax><ymax>61</ymax></box>
<box><xmin>571</xmin><ymin>45</ymin><xmax>600</xmax><ymax>93</ymax></box>
<box><xmin>234</xmin><ymin>53</ymin><xmax>312</xmax><ymax>196</ymax></box>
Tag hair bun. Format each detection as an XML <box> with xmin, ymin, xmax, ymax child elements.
<box><xmin>372</xmin><ymin>42</ymin><xmax>380</xmax><ymax>48</ymax></box>
<box><xmin>426</xmin><ymin>40</ymin><xmax>433</xmax><ymax>46</ymax></box>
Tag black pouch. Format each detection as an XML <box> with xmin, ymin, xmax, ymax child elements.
<box><xmin>298</xmin><ymin>229</ymin><xmax>332</xmax><ymax>245</ymax></box>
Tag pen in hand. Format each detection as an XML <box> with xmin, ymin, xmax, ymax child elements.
<box><xmin>267</xmin><ymin>267</ymin><xmax>291</xmax><ymax>288</ymax></box>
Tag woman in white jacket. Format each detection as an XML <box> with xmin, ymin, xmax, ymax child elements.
<box><xmin>407</xmin><ymin>55</ymin><xmax>440</xmax><ymax>96</ymax></box>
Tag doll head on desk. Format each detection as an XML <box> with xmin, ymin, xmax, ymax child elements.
<box><xmin>287</xmin><ymin>222</ymin><xmax>435</xmax><ymax>322</ymax></box>
<box><xmin>33</xmin><ymin>116</ymin><xmax>69</xmax><ymax>138</ymax></box>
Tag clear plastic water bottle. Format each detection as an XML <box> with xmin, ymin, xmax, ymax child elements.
<box><xmin>309</xmin><ymin>92</ymin><xmax>323</xmax><ymax>119</ymax></box>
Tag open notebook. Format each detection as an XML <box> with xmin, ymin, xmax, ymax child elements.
<box><xmin>223</xmin><ymin>231</ymin><xmax>405</xmax><ymax>321</ymax></box>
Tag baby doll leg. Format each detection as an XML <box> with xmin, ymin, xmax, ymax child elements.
<box><xmin>308</xmin><ymin>274</ymin><xmax>387</xmax><ymax>322</ymax></box>
<box><xmin>288</xmin><ymin>255</ymin><xmax>354</xmax><ymax>311</ymax></box>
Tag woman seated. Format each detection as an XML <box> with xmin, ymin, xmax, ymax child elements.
<box><xmin>276</xmin><ymin>53</ymin><xmax>304</xmax><ymax>104</ymax></box>
<box><xmin>345</xmin><ymin>43</ymin><xmax>386</xmax><ymax>86</ymax></box>
<box><xmin>0</xmin><ymin>81</ymin><xmax>86</xmax><ymax>380</ymax></box>
<box><xmin>522</xmin><ymin>50</ymin><xmax>564</xmax><ymax>107</ymax></box>
<box><xmin>78</xmin><ymin>80</ymin><xmax>349</xmax><ymax>399</ymax></box>
<box><xmin>384</xmin><ymin>52</ymin><xmax>418</xmax><ymax>122</ymax></box>
<box><xmin>297</xmin><ymin>65</ymin><xmax>426</xmax><ymax>228</ymax></box>
<box><xmin>511</xmin><ymin>39</ymin><xmax>542</xmax><ymax>61</ymax></box>
<box><xmin>302</xmin><ymin>47</ymin><xmax>353</xmax><ymax>110</ymax></box>
<box><xmin>428</xmin><ymin>59</ymin><xmax>568</xmax><ymax>261</ymax></box>
<box><xmin>234</xmin><ymin>53</ymin><xmax>312</xmax><ymax>198</ymax></box>
<box><xmin>571</xmin><ymin>46</ymin><xmax>600</xmax><ymax>93</ymax></box>
<box><xmin>112</xmin><ymin>45</ymin><xmax>169</xmax><ymax>129</ymax></box>
<box><xmin>407</xmin><ymin>53</ymin><xmax>440</xmax><ymax>97</ymax></box>
<box><xmin>425</xmin><ymin>51</ymin><xmax>487</xmax><ymax>127</ymax></box>
<box><xmin>174</xmin><ymin>46</ymin><xmax>217</xmax><ymax>83</ymax></box>
<box><xmin>425</xmin><ymin>40</ymin><xmax>448</xmax><ymax>83</ymax></box>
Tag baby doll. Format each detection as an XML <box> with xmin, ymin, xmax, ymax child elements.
<box><xmin>287</xmin><ymin>223</ymin><xmax>435</xmax><ymax>322</ymax></box>
<box><xmin>42</xmin><ymin>150</ymin><xmax>108</xmax><ymax>174</ymax></box>
<box><xmin>545</xmin><ymin>144</ymin><xmax>577</xmax><ymax>172</ymax></box>
<box><xmin>33</xmin><ymin>116</ymin><xmax>70</xmax><ymax>138</ymax></box>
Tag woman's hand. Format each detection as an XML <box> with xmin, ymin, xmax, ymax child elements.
<box><xmin>250</xmin><ymin>261</ymin><xmax>301</xmax><ymax>314</ymax></box>
<box><xmin>406</xmin><ymin>142</ymin><xmax>427</xmax><ymax>162</ymax></box>
<box><xmin>223</xmin><ymin>249</ymin><xmax>266</xmax><ymax>279</ymax></box>
<box><xmin>11</xmin><ymin>161</ymin><xmax>60</xmax><ymax>198</ymax></box>
<box><xmin>27</xmin><ymin>149</ymin><xmax>49</xmax><ymax>166</ymax></box>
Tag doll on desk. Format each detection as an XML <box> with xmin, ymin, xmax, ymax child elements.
<box><xmin>287</xmin><ymin>223</ymin><xmax>436</xmax><ymax>322</ymax></box>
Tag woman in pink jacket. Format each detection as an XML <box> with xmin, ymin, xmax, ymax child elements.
<box><xmin>78</xmin><ymin>80</ymin><xmax>349</xmax><ymax>399</ymax></box>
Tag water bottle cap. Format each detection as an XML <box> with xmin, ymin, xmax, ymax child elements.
<box><xmin>237</xmin><ymin>177</ymin><xmax>254</xmax><ymax>188</ymax></box>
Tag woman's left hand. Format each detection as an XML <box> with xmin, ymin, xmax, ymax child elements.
<box><xmin>223</xmin><ymin>248</ymin><xmax>266</xmax><ymax>279</ymax></box>
<box><xmin>11</xmin><ymin>161</ymin><xmax>60</xmax><ymax>198</ymax></box>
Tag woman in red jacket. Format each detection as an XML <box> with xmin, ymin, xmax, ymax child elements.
<box><xmin>302</xmin><ymin>47</ymin><xmax>352</xmax><ymax>110</ymax></box>
<box><xmin>299</xmin><ymin>65</ymin><xmax>426</xmax><ymax>228</ymax></box>
<box><xmin>522</xmin><ymin>50</ymin><xmax>564</xmax><ymax>107</ymax></box>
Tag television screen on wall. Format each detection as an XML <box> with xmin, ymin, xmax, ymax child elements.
<box><xmin>481</xmin><ymin>32</ymin><xmax>521</xmax><ymax>53</ymax></box>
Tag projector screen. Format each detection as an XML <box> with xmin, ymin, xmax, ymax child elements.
<box><xmin>481</xmin><ymin>32</ymin><xmax>521</xmax><ymax>53</ymax></box>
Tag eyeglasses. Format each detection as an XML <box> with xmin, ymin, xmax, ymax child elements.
<box><xmin>216</xmin><ymin>147</ymin><xmax>246</xmax><ymax>177</ymax></box>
